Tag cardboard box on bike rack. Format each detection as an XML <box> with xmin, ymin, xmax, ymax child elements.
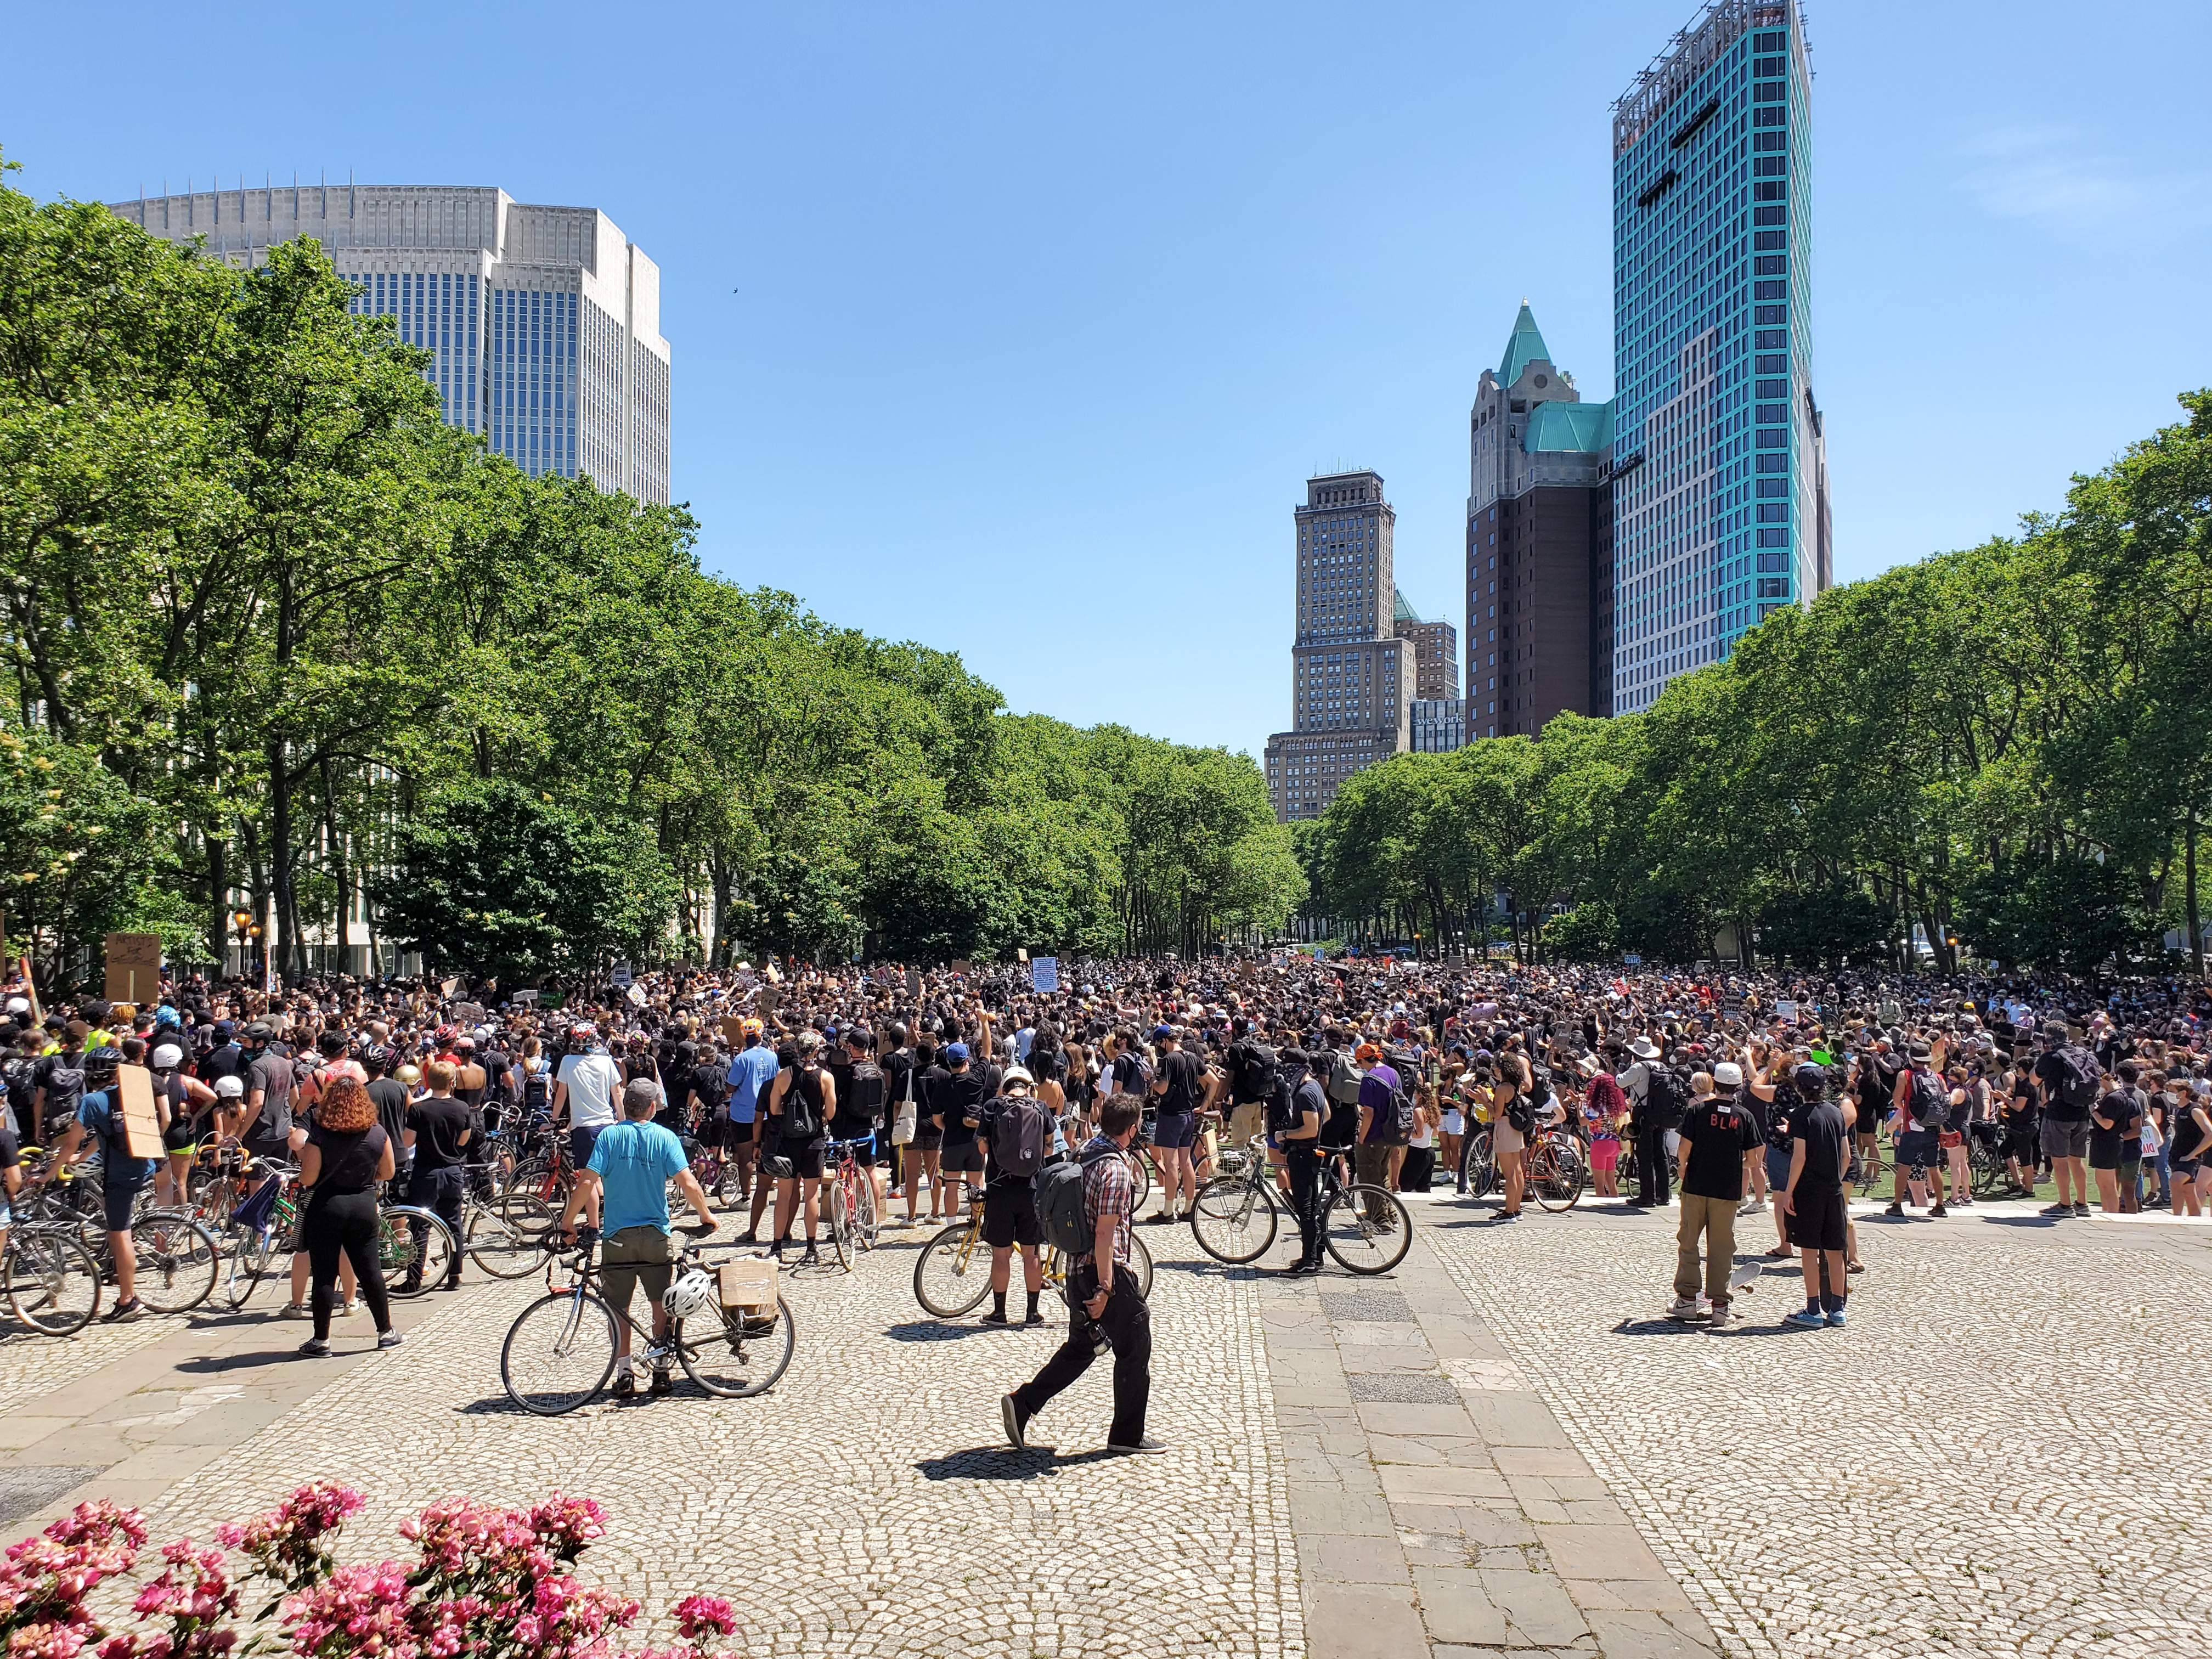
<box><xmin>718</xmin><ymin>1258</ymin><xmax>776</xmax><ymax>1314</ymax></box>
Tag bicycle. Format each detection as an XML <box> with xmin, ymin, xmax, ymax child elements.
<box><xmin>1460</xmin><ymin>1122</ymin><xmax>1497</xmax><ymax>1199</ymax></box>
<box><xmin>822</xmin><ymin>1138</ymin><xmax>879</xmax><ymax>1271</ymax></box>
<box><xmin>1190</xmin><ymin>1138</ymin><xmax>1410</xmax><ymax>1273</ymax></box>
<box><xmin>2</xmin><ymin>1222</ymin><xmax>104</xmax><ymax>1335</ymax></box>
<box><xmin>912</xmin><ymin>1186</ymin><xmax>1153</xmax><ymax>1318</ymax></box>
<box><xmin>1523</xmin><ymin>1127</ymin><xmax>1587</xmax><ymax>1212</ymax></box>
<box><xmin>460</xmin><ymin>1163</ymin><xmax>555</xmax><ymax>1280</ymax></box>
<box><xmin>18</xmin><ymin>1148</ymin><xmax>219</xmax><ymax>1315</ymax></box>
<box><xmin>500</xmin><ymin>1228</ymin><xmax>794</xmax><ymax>1414</ymax></box>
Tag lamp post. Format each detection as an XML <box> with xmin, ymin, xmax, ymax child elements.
<box><xmin>247</xmin><ymin>923</ymin><xmax>263</xmax><ymax>987</ymax></box>
<box><xmin>232</xmin><ymin>910</ymin><xmax>253</xmax><ymax>979</ymax></box>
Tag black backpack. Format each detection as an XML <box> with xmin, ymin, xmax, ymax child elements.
<box><xmin>990</xmin><ymin>1095</ymin><xmax>1051</xmax><ymax>1181</ymax></box>
<box><xmin>1038</xmin><ymin>1141</ymin><xmax>1119</xmax><ymax>1255</ymax></box>
<box><xmin>521</xmin><ymin>1064</ymin><xmax>554</xmax><ymax>1113</ymax></box>
<box><xmin>2051</xmin><ymin>1046</ymin><xmax>2103</xmax><ymax>1114</ymax></box>
<box><xmin>781</xmin><ymin>1064</ymin><xmax>823</xmax><ymax>1139</ymax></box>
<box><xmin>1233</xmin><ymin>1040</ymin><xmax>1279</xmax><ymax>1103</ymax></box>
<box><xmin>41</xmin><ymin>1056</ymin><xmax>86</xmax><ymax>1137</ymax></box>
<box><xmin>1643</xmin><ymin>1063</ymin><xmax>1689</xmax><ymax>1130</ymax></box>
<box><xmin>1909</xmin><ymin>1069</ymin><xmax>1951</xmax><ymax>1132</ymax></box>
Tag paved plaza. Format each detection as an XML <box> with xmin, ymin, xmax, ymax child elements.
<box><xmin>3</xmin><ymin>1192</ymin><xmax>2208</xmax><ymax>1658</ymax></box>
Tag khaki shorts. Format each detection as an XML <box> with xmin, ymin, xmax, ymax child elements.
<box><xmin>1228</xmin><ymin>1101</ymin><xmax>1267</xmax><ymax>1146</ymax></box>
<box><xmin>1493</xmin><ymin>1118</ymin><xmax>1526</xmax><ymax>1156</ymax></box>
<box><xmin>600</xmin><ymin>1225</ymin><xmax>674</xmax><ymax>1317</ymax></box>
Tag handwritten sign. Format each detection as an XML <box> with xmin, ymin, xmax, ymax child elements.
<box><xmin>105</xmin><ymin>933</ymin><xmax>161</xmax><ymax>1004</ymax></box>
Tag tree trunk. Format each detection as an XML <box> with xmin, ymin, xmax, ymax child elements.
<box><xmin>2188</xmin><ymin>815</ymin><xmax>2205</xmax><ymax>981</ymax></box>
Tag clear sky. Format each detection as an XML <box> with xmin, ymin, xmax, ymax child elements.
<box><xmin>12</xmin><ymin>1</ymin><xmax>2209</xmax><ymax>761</ymax></box>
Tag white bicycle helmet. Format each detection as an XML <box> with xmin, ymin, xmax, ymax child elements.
<box><xmin>215</xmin><ymin>1074</ymin><xmax>246</xmax><ymax>1099</ymax></box>
<box><xmin>151</xmin><ymin>1043</ymin><xmax>187</xmax><ymax>1071</ymax></box>
<box><xmin>662</xmin><ymin>1268</ymin><xmax>719</xmax><ymax>1324</ymax></box>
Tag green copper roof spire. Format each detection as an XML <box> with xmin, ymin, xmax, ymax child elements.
<box><xmin>1497</xmin><ymin>300</ymin><xmax>1551</xmax><ymax>387</ymax></box>
<box><xmin>1393</xmin><ymin>586</ymin><xmax>1420</xmax><ymax>624</ymax></box>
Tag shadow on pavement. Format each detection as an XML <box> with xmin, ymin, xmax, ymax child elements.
<box><xmin>914</xmin><ymin>1446</ymin><xmax>1120</xmax><ymax>1481</ymax></box>
<box><xmin>884</xmin><ymin>1319</ymin><xmax>1000</xmax><ymax>1342</ymax></box>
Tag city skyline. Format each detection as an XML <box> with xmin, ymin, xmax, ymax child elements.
<box><xmin>11</xmin><ymin>1</ymin><xmax>2206</xmax><ymax>765</ymax></box>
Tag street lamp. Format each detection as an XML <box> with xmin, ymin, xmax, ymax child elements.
<box><xmin>247</xmin><ymin>923</ymin><xmax>263</xmax><ymax>985</ymax></box>
<box><xmin>232</xmin><ymin>910</ymin><xmax>253</xmax><ymax>978</ymax></box>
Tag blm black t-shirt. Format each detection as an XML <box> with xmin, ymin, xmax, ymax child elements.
<box><xmin>368</xmin><ymin>1079</ymin><xmax>411</xmax><ymax>1154</ymax></box>
<box><xmin>407</xmin><ymin>1097</ymin><xmax>473</xmax><ymax>1172</ymax></box>
<box><xmin>933</xmin><ymin>1068</ymin><xmax>987</xmax><ymax>1147</ymax></box>
<box><xmin>1677</xmin><ymin>1095</ymin><xmax>1760</xmax><ymax>1200</ymax></box>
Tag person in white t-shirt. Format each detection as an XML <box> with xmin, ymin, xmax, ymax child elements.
<box><xmin>552</xmin><ymin>1025</ymin><xmax>623</xmax><ymax>1227</ymax></box>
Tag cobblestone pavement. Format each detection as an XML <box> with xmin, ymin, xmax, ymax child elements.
<box><xmin>5</xmin><ymin>1184</ymin><xmax>2210</xmax><ymax>1659</ymax></box>
<box><xmin>1417</xmin><ymin>1193</ymin><xmax>2212</xmax><ymax>1659</ymax></box>
<box><xmin>53</xmin><ymin>1217</ymin><xmax>1301</xmax><ymax>1659</ymax></box>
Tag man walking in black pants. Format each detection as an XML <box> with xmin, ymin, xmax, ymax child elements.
<box><xmin>1001</xmin><ymin>1098</ymin><xmax>1161</xmax><ymax>1455</ymax></box>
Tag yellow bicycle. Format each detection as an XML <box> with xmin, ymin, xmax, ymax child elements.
<box><xmin>911</xmin><ymin>1189</ymin><xmax>1153</xmax><ymax>1317</ymax></box>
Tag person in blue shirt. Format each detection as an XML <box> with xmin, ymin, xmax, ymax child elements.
<box><xmin>559</xmin><ymin>1079</ymin><xmax>715</xmax><ymax>1397</ymax></box>
<box><xmin>725</xmin><ymin>1022</ymin><xmax>780</xmax><ymax>1238</ymax></box>
<box><xmin>46</xmin><ymin>1047</ymin><xmax>160</xmax><ymax>1321</ymax></box>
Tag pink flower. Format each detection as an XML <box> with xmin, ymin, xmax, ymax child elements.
<box><xmin>278</xmin><ymin>1562</ymin><xmax>415</xmax><ymax>1659</ymax></box>
<box><xmin>669</xmin><ymin>1598</ymin><xmax>734</xmax><ymax>1645</ymax></box>
<box><xmin>524</xmin><ymin>1498</ymin><xmax>605</xmax><ymax>1565</ymax></box>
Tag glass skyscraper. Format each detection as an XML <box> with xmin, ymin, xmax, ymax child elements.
<box><xmin>1608</xmin><ymin>2</ymin><xmax>1829</xmax><ymax>714</ymax></box>
<box><xmin>110</xmin><ymin>182</ymin><xmax>672</xmax><ymax>505</ymax></box>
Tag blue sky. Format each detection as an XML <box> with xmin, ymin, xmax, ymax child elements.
<box><xmin>12</xmin><ymin>1</ymin><xmax>2209</xmax><ymax>761</ymax></box>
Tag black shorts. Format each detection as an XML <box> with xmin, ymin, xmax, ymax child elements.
<box><xmin>725</xmin><ymin>1116</ymin><xmax>758</xmax><ymax>1147</ymax></box>
<box><xmin>1787</xmin><ymin>1183</ymin><xmax>1849</xmax><ymax>1254</ymax></box>
<box><xmin>774</xmin><ymin>1136</ymin><xmax>824</xmax><ymax>1180</ymax></box>
<box><xmin>912</xmin><ymin>1127</ymin><xmax>944</xmax><ymax>1152</ymax></box>
<box><xmin>940</xmin><ymin>1140</ymin><xmax>984</xmax><ymax>1175</ymax></box>
<box><xmin>984</xmin><ymin>1183</ymin><xmax>1043</xmax><ymax>1248</ymax></box>
<box><xmin>163</xmin><ymin>1119</ymin><xmax>201</xmax><ymax>1153</ymax></box>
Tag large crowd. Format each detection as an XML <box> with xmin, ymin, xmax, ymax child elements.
<box><xmin>3</xmin><ymin>953</ymin><xmax>2207</xmax><ymax>1358</ymax></box>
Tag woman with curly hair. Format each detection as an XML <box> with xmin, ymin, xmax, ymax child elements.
<box><xmin>295</xmin><ymin>1075</ymin><xmax>399</xmax><ymax>1358</ymax></box>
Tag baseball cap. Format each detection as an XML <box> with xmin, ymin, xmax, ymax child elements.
<box><xmin>1153</xmin><ymin>1024</ymin><xmax>1175</xmax><ymax>1040</ymax></box>
<box><xmin>945</xmin><ymin>1041</ymin><xmax>969</xmax><ymax>1062</ymax></box>
<box><xmin>1712</xmin><ymin>1061</ymin><xmax>1743</xmax><ymax>1086</ymax></box>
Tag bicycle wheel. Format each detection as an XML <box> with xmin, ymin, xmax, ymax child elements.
<box><xmin>464</xmin><ymin>1202</ymin><xmax>545</xmax><ymax>1280</ymax></box>
<box><xmin>675</xmin><ymin>1295</ymin><xmax>796</xmax><ymax>1398</ymax></box>
<box><xmin>853</xmin><ymin>1172</ymin><xmax>879</xmax><ymax>1251</ymax></box>
<box><xmin>1324</xmin><ymin>1184</ymin><xmax>1413</xmax><ymax>1275</ymax></box>
<box><xmin>827</xmin><ymin>1184</ymin><xmax>853</xmax><ymax>1271</ymax></box>
<box><xmin>382</xmin><ymin>1207</ymin><xmax>456</xmax><ymax>1296</ymax></box>
<box><xmin>1464</xmin><ymin>1128</ymin><xmax>1497</xmax><ymax>1199</ymax></box>
<box><xmin>1125</xmin><ymin>1148</ymin><xmax>1152</xmax><ymax>1213</ymax></box>
<box><xmin>501</xmin><ymin>1291</ymin><xmax>619</xmax><ymax>1415</ymax></box>
<box><xmin>5</xmin><ymin>1230</ymin><xmax>103</xmax><ymax>1335</ymax></box>
<box><xmin>128</xmin><ymin>1215</ymin><xmax>219</xmax><ymax>1313</ymax></box>
<box><xmin>1127</xmin><ymin>1229</ymin><xmax>1153</xmax><ymax>1300</ymax></box>
<box><xmin>222</xmin><ymin>1222</ymin><xmax>278</xmax><ymax>1311</ymax></box>
<box><xmin>1532</xmin><ymin>1139</ymin><xmax>1586</xmax><ymax>1212</ymax></box>
<box><xmin>1969</xmin><ymin>1139</ymin><xmax>2006</xmax><ymax>1199</ymax></box>
<box><xmin>913</xmin><ymin>1220</ymin><xmax>991</xmax><ymax>1317</ymax></box>
<box><xmin>1190</xmin><ymin>1176</ymin><xmax>1278</xmax><ymax>1264</ymax></box>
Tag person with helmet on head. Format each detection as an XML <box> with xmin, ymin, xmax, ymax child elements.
<box><xmin>3</xmin><ymin>1025</ymin><xmax>40</xmax><ymax>1147</ymax></box>
<box><xmin>240</xmin><ymin>1022</ymin><xmax>300</xmax><ymax>1164</ymax></box>
<box><xmin>43</xmin><ymin>1046</ymin><xmax>160</xmax><ymax>1321</ymax></box>
<box><xmin>151</xmin><ymin>1040</ymin><xmax>218</xmax><ymax>1208</ymax></box>
<box><xmin>557</xmin><ymin>1077</ymin><xmax>715</xmax><ymax>1397</ymax></box>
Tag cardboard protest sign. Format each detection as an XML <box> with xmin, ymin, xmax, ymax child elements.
<box><xmin>105</xmin><ymin>933</ymin><xmax>162</xmax><ymax>1004</ymax></box>
<box><xmin>116</xmin><ymin>1063</ymin><xmax>162</xmax><ymax>1161</ymax></box>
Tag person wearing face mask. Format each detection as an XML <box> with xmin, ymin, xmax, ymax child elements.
<box><xmin>150</xmin><ymin>1042</ymin><xmax>218</xmax><ymax>1209</ymax></box>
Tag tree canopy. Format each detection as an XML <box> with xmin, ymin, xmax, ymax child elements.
<box><xmin>0</xmin><ymin>154</ymin><xmax>1303</xmax><ymax>984</ymax></box>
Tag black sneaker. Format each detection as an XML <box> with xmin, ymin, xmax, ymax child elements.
<box><xmin>611</xmin><ymin>1373</ymin><xmax>637</xmax><ymax>1398</ymax></box>
<box><xmin>648</xmin><ymin>1368</ymin><xmax>673</xmax><ymax>1397</ymax></box>
<box><xmin>1285</xmin><ymin>1259</ymin><xmax>1322</xmax><ymax>1277</ymax></box>
<box><xmin>1001</xmin><ymin>1394</ymin><xmax>1029</xmax><ymax>1451</ymax></box>
<box><xmin>1023</xmin><ymin>1311</ymin><xmax>1046</xmax><ymax>1326</ymax></box>
<box><xmin>2072</xmin><ymin>1203</ymin><xmax>2090</xmax><ymax>1218</ymax></box>
<box><xmin>1883</xmin><ymin>1203</ymin><xmax>1905</xmax><ymax>1217</ymax></box>
<box><xmin>101</xmin><ymin>1297</ymin><xmax>144</xmax><ymax>1323</ymax></box>
<box><xmin>981</xmin><ymin>1310</ymin><xmax>1009</xmax><ymax>1325</ymax></box>
<box><xmin>800</xmin><ymin>1245</ymin><xmax>820</xmax><ymax>1265</ymax></box>
<box><xmin>1929</xmin><ymin>1203</ymin><xmax>1948</xmax><ymax>1218</ymax></box>
<box><xmin>297</xmin><ymin>1336</ymin><xmax>332</xmax><ymax>1357</ymax></box>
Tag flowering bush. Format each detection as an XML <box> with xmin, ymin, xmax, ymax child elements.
<box><xmin>0</xmin><ymin>1487</ymin><xmax>735</xmax><ymax>1659</ymax></box>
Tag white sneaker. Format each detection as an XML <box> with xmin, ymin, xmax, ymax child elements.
<box><xmin>1707</xmin><ymin>1304</ymin><xmax>1739</xmax><ymax>1329</ymax></box>
<box><xmin>1666</xmin><ymin>1295</ymin><xmax>1701</xmax><ymax>1319</ymax></box>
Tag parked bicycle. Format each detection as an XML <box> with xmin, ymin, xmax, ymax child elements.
<box><xmin>2</xmin><ymin>1221</ymin><xmax>103</xmax><ymax>1335</ymax></box>
<box><xmin>823</xmin><ymin>1137</ymin><xmax>879</xmax><ymax>1270</ymax></box>
<box><xmin>1189</xmin><ymin>1137</ymin><xmax>1412</xmax><ymax>1273</ymax></box>
<box><xmin>912</xmin><ymin>1186</ymin><xmax>1154</xmax><ymax>1318</ymax></box>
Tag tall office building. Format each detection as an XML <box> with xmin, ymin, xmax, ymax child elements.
<box><xmin>110</xmin><ymin>181</ymin><xmax>672</xmax><ymax>504</ymax></box>
<box><xmin>1609</xmin><ymin>2</ymin><xmax>1828</xmax><ymax>713</ymax></box>
<box><xmin>1465</xmin><ymin>304</ymin><xmax>1615</xmax><ymax>737</ymax></box>
<box><xmin>1265</xmin><ymin>471</ymin><xmax>1415</xmax><ymax>822</ymax></box>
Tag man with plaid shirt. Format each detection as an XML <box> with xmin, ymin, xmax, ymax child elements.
<box><xmin>1001</xmin><ymin>1096</ymin><xmax>1161</xmax><ymax>1455</ymax></box>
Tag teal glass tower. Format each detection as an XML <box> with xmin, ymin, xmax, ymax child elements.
<box><xmin>1608</xmin><ymin>2</ymin><xmax>1829</xmax><ymax>714</ymax></box>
